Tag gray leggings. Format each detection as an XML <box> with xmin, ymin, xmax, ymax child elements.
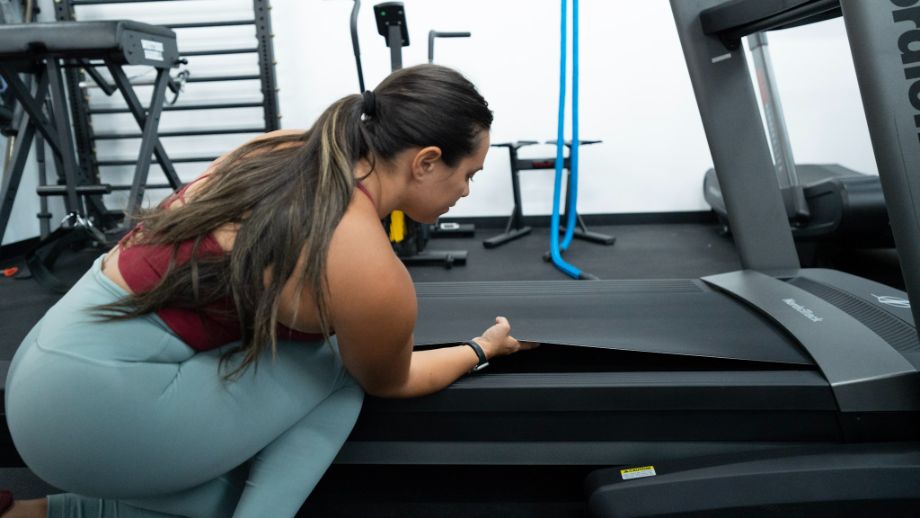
<box><xmin>4</xmin><ymin>255</ymin><xmax>364</xmax><ymax>517</ymax></box>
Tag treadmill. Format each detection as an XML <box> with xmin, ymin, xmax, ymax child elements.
<box><xmin>341</xmin><ymin>0</ymin><xmax>920</xmax><ymax>514</ymax></box>
<box><xmin>702</xmin><ymin>28</ymin><xmax>893</xmax><ymax>247</ymax></box>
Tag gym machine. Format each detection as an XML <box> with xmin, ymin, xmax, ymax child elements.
<box><xmin>426</xmin><ymin>29</ymin><xmax>475</xmax><ymax>239</ymax></box>
<box><xmin>350</xmin><ymin>1</ymin><xmax>469</xmax><ymax>267</ymax></box>
<box><xmin>484</xmin><ymin>140</ymin><xmax>615</xmax><ymax>250</ymax></box>
<box><xmin>0</xmin><ymin>20</ymin><xmax>181</xmax><ymax>291</ymax></box>
<box><xmin>703</xmin><ymin>30</ymin><xmax>892</xmax><ymax>248</ymax></box>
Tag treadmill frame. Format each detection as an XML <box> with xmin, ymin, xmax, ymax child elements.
<box><xmin>672</xmin><ymin>0</ymin><xmax>920</xmax><ymax>329</ymax></box>
<box><xmin>340</xmin><ymin>0</ymin><xmax>920</xmax><ymax>467</ymax></box>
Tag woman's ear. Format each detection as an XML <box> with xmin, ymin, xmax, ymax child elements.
<box><xmin>411</xmin><ymin>146</ymin><xmax>443</xmax><ymax>180</ymax></box>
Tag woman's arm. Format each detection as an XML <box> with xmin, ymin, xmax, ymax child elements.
<box><xmin>320</xmin><ymin>200</ymin><xmax>535</xmax><ymax>398</ymax></box>
<box><xmin>376</xmin><ymin>316</ymin><xmax>535</xmax><ymax>398</ymax></box>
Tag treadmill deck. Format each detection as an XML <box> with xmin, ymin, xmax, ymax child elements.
<box><xmin>414</xmin><ymin>278</ymin><xmax>811</xmax><ymax>365</ymax></box>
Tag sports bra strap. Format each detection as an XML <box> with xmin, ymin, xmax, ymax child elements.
<box><xmin>355</xmin><ymin>182</ymin><xmax>377</xmax><ymax>210</ymax></box>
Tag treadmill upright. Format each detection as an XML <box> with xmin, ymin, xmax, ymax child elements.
<box><xmin>703</xmin><ymin>30</ymin><xmax>893</xmax><ymax>247</ymax></box>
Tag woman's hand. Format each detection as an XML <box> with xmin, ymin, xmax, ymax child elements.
<box><xmin>474</xmin><ymin>316</ymin><xmax>539</xmax><ymax>359</ymax></box>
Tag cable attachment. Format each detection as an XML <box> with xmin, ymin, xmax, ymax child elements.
<box><xmin>167</xmin><ymin>62</ymin><xmax>190</xmax><ymax>106</ymax></box>
<box><xmin>61</xmin><ymin>212</ymin><xmax>107</xmax><ymax>244</ymax></box>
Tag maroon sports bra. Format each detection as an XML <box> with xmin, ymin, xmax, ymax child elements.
<box><xmin>117</xmin><ymin>179</ymin><xmax>376</xmax><ymax>351</ymax></box>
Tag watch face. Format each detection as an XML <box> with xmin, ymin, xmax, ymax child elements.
<box><xmin>472</xmin><ymin>361</ymin><xmax>490</xmax><ymax>372</ymax></box>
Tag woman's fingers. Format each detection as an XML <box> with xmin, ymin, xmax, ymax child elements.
<box><xmin>518</xmin><ymin>340</ymin><xmax>540</xmax><ymax>350</ymax></box>
<box><xmin>485</xmin><ymin>317</ymin><xmax>539</xmax><ymax>355</ymax></box>
<box><xmin>509</xmin><ymin>335</ymin><xmax>539</xmax><ymax>351</ymax></box>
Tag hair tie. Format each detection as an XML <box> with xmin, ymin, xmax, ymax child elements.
<box><xmin>362</xmin><ymin>90</ymin><xmax>376</xmax><ymax>119</ymax></box>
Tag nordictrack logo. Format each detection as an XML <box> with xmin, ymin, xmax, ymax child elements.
<box><xmin>782</xmin><ymin>298</ymin><xmax>824</xmax><ymax>323</ymax></box>
<box><xmin>893</xmin><ymin>0</ymin><xmax>920</xmax><ymax>142</ymax></box>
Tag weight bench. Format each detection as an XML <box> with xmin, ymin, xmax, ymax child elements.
<box><xmin>484</xmin><ymin>140</ymin><xmax>616</xmax><ymax>250</ymax></box>
<box><xmin>0</xmin><ymin>20</ymin><xmax>181</xmax><ymax>292</ymax></box>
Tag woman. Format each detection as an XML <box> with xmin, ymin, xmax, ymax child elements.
<box><xmin>3</xmin><ymin>64</ymin><xmax>536</xmax><ymax>518</ymax></box>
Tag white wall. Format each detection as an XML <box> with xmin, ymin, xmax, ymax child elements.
<box><xmin>275</xmin><ymin>0</ymin><xmax>877</xmax><ymax>217</ymax></box>
<box><xmin>2</xmin><ymin>0</ymin><xmax>877</xmax><ymax>246</ymax></box>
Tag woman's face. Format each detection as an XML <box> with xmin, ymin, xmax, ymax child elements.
<box><xmin>403</xmin><ymin>132</ymin><xmax>490</xmax><ymax>224</ymax></box>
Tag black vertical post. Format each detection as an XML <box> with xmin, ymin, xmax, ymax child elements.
<box><xmin>124</xmin><ymin>68</ymin><xmax>170</xmax><ymax>218</ymax></box>
<box><xmin>509</xmin><ymin>146</ymin><xmax>524</xmax><ymax>229</ymax></box>
<box><xmin>562</xmin><ymin>158</ymin><xmax>573</xmax><ymax>231</ymax></box>
<box><xmin>670</xmin><ymin>0</ymin><xmax>800</xmax><ymax>273</ymax></box>
<box><xmin>41</xmin><ymin>124</ymin><xmax>68</xmax><ymax>199</ymax></box>
<box><xmin>253</xmin><ymin>0</ymin><xmax>280</xmax><ymax>131</ymax></box>
<box><xmin>840</xmin><ymin>0</ymin><xmax>920</xmax><ymax>338</ymax></box>
<box><xmin>36</xmin><ymin>132</ymin><xmax>50</xmax><ymax>238</ymax></box>
<box><xmin>0</xmin><ymin>101</ymin><xmax>37</xmax><ymax>244</ymax></box>
<box><xmin>388</xmin><ymin>25</ymin><xmax>402</xmax><ymax>70</ymax></box>
<box><xmin>46</xmin><ymin>59</ymin><xmax>83</xmax><ymax>216</ymax></box>
<box><xmin>350</xmin><ymin>0</ymin><xmax>365</xmax><ymax>92</ymax></box>
<box><xmin>56</xmin><ymin>1</ymin><xmax>108</xmax><ymax>223</ymax></box>
<box><xmin>107</xmin><ymin>64</ymin><xmax>182</xmax><ymax>191</ymax></box>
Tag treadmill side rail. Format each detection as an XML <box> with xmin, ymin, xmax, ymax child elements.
<box><xmin>703</xmin><ymin>270</ymin><xmax>920</xmax><ymax>412</ymax></box>
<box><xmin>586</xmin><ymin>443</ymin><xmax>920</xmax><ymax>518</ymax></box>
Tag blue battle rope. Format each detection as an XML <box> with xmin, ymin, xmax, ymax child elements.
<box><xmin>550</xmin><ymin>0</ymin><xmax>593</xmax><ymax>280</ymax></box>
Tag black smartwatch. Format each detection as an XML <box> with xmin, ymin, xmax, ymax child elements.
<box><xmin>464</xmin><ymin>339</ymin><xmax>490</xmax><ymax>372</ymax></box>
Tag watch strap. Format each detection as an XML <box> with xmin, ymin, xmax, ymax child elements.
<box><xmin>464</xmin><ymin>339</ymin><xmax>489</xmax><ymax>372</ymax></box>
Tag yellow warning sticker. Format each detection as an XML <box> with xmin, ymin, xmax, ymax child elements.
<box><xmin>620</xmin><ymin>466</ymin><xmax>656</xmax><ymax>480</ymax></box>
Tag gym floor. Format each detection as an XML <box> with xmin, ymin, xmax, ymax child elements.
<box><xmin>0</xmin><ymin>217</ymin><xmax>904</xmax><ymax>516</ymax></box>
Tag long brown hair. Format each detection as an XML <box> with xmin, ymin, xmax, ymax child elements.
<box><xmin>97</xmin><ymin>64</ymin><xmax>493</xmax><ymax>378</ymax></box>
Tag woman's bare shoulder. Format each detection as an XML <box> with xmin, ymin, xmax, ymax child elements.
<box><xmin>329</xmin><ymin>195</ymin><xmax>405</xmax><ymax>278</ymax></box>
<box><xmin>276</xmin><ymin>190</ymin><xmax>409</xmax><ymax>334</ymax></box>
<box><xmin>326</xmin><ymin>193</ymin><xmax>414</xmax><ymax>305</ymax></box>
<box><xmin>324</xmin><ymin>194</ymin><xmax>417</xmax><ymax>393</ymax></box>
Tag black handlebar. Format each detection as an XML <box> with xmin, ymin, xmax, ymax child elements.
<box><xmin>427</xmin><ymin>30</ymin><xmax>471</xmax><ymax>63</ymax></box>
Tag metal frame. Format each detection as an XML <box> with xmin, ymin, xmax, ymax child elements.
<box><xmin>482</xmin><ymin>142</ymin><xmax>535</xmax><ymax>249</ymax></box>
<box><xmin>0</xmin><ymin>20</ymin><xmax>181</xmax><ymax>293</ymax></box>
<box><xmin>54</xmin><ymin>0</ymin><xmax>283</xmax><ymax>213</ymax></box>
<box><xmin>841</xmin><ymin>0</ymin><xmax>920</xmax><ymax>339</ymax></box>
<box><xmin>748</xmin><ymin>32</ymin><xmax>810</xmax><ymax>220</ymax></box>
<box><xmin>671</xmin><ymin>0</ymin><xmax>802</xmax><ymax>274</ymax></box>
<box><xmin>54</xmin><ymin>0</ymin><xmax>105</xmax><ymax>223</ymax></box>
<box><xmin>0</xmin><ymin>62</ymin><xmax>99</xmax><ymax>240</ymax></box>
<box><xmin>0</xmin><ymin>68</ymin><xmax>45</xmax><ymax>242</ymax></box>
<box><xmin>484</xmin><ymin>141</ymin><xmax>615</xmax><ymax>250</ymax></box>
<box><xmin>107</xmin><ymin>65</ymin><xmax>179</xmax><ymax>216</ymax></box>
<box><xmin>670</xmin><ymin>0</ymin><xmax>920</xmax><ymax>334</ymax></box>
<box><xmin>253</xmin><ymin>0</ymin><xmax>280</xmax><ymax>131</ymax></box>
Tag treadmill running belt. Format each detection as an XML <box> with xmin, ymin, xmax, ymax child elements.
<box><xmin>413</xmin><ymin>280</ymin><xmax>812</xmax><ymax>365</ymax></box>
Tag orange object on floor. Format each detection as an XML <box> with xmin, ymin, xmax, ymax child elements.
<box><xmin>2</xmin><ymin>266</ymin><xmax>19</xmax><ymax>277</ymax></box>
